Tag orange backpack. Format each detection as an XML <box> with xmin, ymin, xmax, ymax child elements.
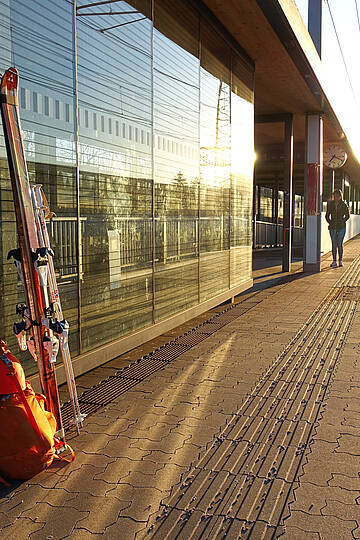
<box><xmin>0</xmin><ymin>339</ymin><xmax>74</xmax><ymax>483</ymax></box>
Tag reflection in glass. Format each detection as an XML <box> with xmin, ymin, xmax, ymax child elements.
<box><xmin>230</xmin><ymin>56</ymin><xmax>254</xmax><ymax>288</ymax></box>
<box><xmin>200</xmin><ymin>21</ymin><xmax>231</xmax><ymax>301</ymax></box>
<box><xmin>0</xmin><ymin>0</ymin><xmax>255</xmax><ymax>368</ymax></box>
<box><xmin>153</xmin><ymin>0</ymin><xmax>200</xmax><ymax>321</ymax></box>
<box><xmin>0</xmin><ymin>0</ymin><xmax>78</xmax><ymax>374</ymax></box>
<box><xmin>77</xmin><ymin>0</ymin><xmax>153</xmax><ymax>352</ymax></box>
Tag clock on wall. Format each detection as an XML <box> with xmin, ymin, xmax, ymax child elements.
<box><xmin>324</xmin><ymin>144</ymin><xmax>347</xmax><ymax>169</ymax></box>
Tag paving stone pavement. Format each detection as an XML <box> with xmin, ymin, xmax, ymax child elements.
<box><xmin>1</xmin><ymin>238</ymin><xmax>360</xmax><ymax>539</ymax></box>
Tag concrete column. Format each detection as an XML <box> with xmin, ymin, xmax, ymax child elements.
<box><xmin>283</xmin><ymin>115</ymin><xmax>294</xmax><ymax>272</ymax></box>
<box><xmin>303</xmin><ymin>113</ymin><xmax>323</xmax><ymax>273</ymax></box>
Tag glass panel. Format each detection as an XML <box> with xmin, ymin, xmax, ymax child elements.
<box><xmin>77</xmin><ymin>0</ymin><xmax>153</xmax><ymax>351</ymax></box>
<box><xmin>278</xmin><ymin>191</ymin><xmax>284</xmax><ymax>223</ymax></box>
<box><xmin>294</xmin><ymin>194</ymin><xmax>303</xmax><ymax>227</ymax></box>
<box><xmin>230</xmin><ymin>58</ymin><xmax>253</xmax><ymax>287</ymax></box>
<box><xmin>153</xmin><ymin>0</ymin><xmax>200</xmax><ymax>321</ymax></box>
<box><xmin>258</xmin><ymin>187</ymin><xmax>273</xmax><ymax>222</ymax></box>
<box><xmin>0</xmin><ymin>0</ymin><xmax>255</xmax><ymax>369</ymax></box>
<box><xmin>0</xmin><ymin>0</ymin><xmax>77</xmax><ymax>374</ymax></box>
<box><xmin>200</xmin><ymin>20</ymin><xmax>231</xmax><ymax>301</ymax></box>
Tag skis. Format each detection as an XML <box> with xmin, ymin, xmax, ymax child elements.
<box><xmin>0</xmin><ymin>67</ymin><xmax>83</xmax><ymax>448</ymax></box>
<box><xmin>31</xmin><ymin>185</ymin><xmax>85</xmax><ymax>433</ymax></box>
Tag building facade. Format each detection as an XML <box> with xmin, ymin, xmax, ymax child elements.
<box><xmin>0</xmin><ymin>0</ymin><xmax>254</xmax><ymax>376</ymax></box>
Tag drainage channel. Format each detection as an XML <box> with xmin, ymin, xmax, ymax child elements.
<box><xmin>61</xmin><ymin>272</ymin><xmax>302</xmax><ymax>430</ymax></box>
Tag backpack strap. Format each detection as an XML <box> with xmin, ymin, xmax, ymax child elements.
<box><xmin>0</xmin><ymin>352</ymin><xmax>46</xmax><ymax>445</ymax></box>
<box><xmin>53</xmin><ymin>438</ymin><xmax>75</xmax><ymax>464</ymax></box>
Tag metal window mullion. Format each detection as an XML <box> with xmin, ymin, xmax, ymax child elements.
<box><xmin>151</xmin><ymin>0</ymin><xmax>155</xmax><ymax>324</ymax></box>
<box><xmin>197</xmin><ymin>13</ymin><xmax>201</xmax><ymax>304</ymax></box>
<box><xmin>73</xmin><ymin>0</ymin><xmax>82</xmax><ymax>352</ymax></box>
<box><xmin>228</xmin><ymin>51</ymin><xmax>232</xmax><ymax>290</ymax></box>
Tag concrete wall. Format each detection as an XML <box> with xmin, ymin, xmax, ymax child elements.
<box><xmin>321</xmin><ymin>212</ymin><xmax>360</xmax><ymax>255</ymax></box>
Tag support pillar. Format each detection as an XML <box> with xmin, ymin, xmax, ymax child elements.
<box><xmin>303</xmin><ymin>113</ymin><xmax>323</xmax><ymax>273</ymax></box>
<box><xmin>283</xmin><ymin>115</ymin><xmax>293</xmax><ymax>272</ymax></box>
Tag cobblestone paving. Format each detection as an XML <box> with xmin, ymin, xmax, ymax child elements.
<box><xmin>149</xmin><ymin>257</ymin><xmax>360</xmax><ymax>538</ymax></box>
<box><xmin>1</xmin><ymin>239</ymin><xmax>360</xmax><ymax>539</ymax></box>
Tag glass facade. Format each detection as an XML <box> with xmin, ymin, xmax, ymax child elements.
<box><xmin>0</xmin><ymin>0</ymin><xmax>254</xmax><ymax>375</ymax></box>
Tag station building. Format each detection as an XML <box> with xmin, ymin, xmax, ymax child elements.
<box><xmin>0</xmin><ymin>0</ymin><xmax>359</xmax><ymax>381</ymax></box>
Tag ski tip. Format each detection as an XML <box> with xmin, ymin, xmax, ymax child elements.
<box><xmin>1</xmin><ymin>67</ymin><xmax>19</xmax><ymax>94</ymax></box>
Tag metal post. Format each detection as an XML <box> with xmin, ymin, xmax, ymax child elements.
<box><xmin>282</xmin><ymin>114</ymin><xmax>293</xmax><ymax>272</ymax></box>
<box><xmin>303</xmin><ymin>113</ymin><xmax>323</xmax><ymax>273</ymax></box>
<box><xmin>151</xmin><ymin>0</ymin><xmax>156</xmax><ymax>324</ymax></box>
<box><xmin>73</xmin><ymin>0</ymin><xmax>82</xmax><ymax>353</ymax></box>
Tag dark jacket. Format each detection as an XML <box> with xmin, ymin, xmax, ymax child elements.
<box><xmin>325</xmin><ymin>199</ymin><xmax>350</xmax><ymax>230</ymax></box>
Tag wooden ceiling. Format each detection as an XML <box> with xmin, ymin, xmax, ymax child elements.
<box><xmin>255</xmin><ymin>115</ymin><xmax>341</xmax><ymax>146</ymax></box>
<box><xmin>203</xmin><ymin>0</ymin><xmax>320</xmax><ymax>116</ymax></box>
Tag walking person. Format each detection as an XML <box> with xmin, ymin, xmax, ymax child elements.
<box><xmin>325</xmin><ymin>189</ymin><xmax>350</xmax><ymax>268</ymax></box>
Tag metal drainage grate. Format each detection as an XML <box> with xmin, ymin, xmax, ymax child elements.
<box><xmin>61</xmin><ymin>400</ymin><xmax>103</xmax><ymax>429</ymax></box>
<box><xmin>151</xmin><ymin>343</ymin><xmax>190</xmax><ymax>361</ymax></box>
<box><xmin>175</xmin><ymin>332</ymin><xmax>208</xmax><ymax>347</ymax></box>
<box><xmin>80</xmin><ymin>376</ymin><xmax>137</xmax><ymax>405</ymax></box>
<box><xmin>116</xmin><ymin>357</ymin><xmax>168</xmax><ymax>380</ymax></box>
<box><xmin>196</xmin><ymin>322</ymin><xmax>228</xmax><ymax>334</ymax></box>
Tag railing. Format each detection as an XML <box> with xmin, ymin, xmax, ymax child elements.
<box><xmin>160</xmin><ymin>217</ymin><xmax>198</xmax><ymax>263</ymax></box>
<box><xmin>115</xmin><ymin>216</ymin><xmax>199</xmax><ymax>268</ymax></box>
<box><xmin>292</xmin><ymin>226</ymin><xmax>304</xmax><ymax>248</ymax></box>
<box><xmin>50</xmin><ymin>217</ymin><xmax>86</xmax><ymax>279</ymax></box>
<box><xmin>255</xmin><ymin>221</ymin><xmax>283</xmax><ymax>248</ymax></box>
<box><xmin>255</xmin><ymin>220</ymin><xmax>304</xmax><ymax>248</ymax></box>
<box><xmin>51</xmin><ymin>216</ymin><xmax>302</xmax><ymax>279</ymax></box>
<box><xmin>116</xmin><ymin>217</ymin><xmax>153</xmax><ymax>268</ymax></box>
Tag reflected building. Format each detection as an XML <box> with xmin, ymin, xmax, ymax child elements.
<box><xmin>0</xmin><ymin>0</ymin><xmax>254</xmax><ymax>377</ymax></box>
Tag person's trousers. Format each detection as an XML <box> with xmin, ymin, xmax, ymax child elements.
<box><xmin>329</xmin><ymin>228</ymin><xmax>346</xmax><ymax>261</ymax></box>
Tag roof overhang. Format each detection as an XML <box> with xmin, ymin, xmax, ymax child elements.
<box><xmin>202</xmin><ymin>0</ymin><xmax>360</xmax><ymax>183</ymax></box>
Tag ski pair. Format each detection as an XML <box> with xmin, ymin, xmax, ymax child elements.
<box><xmin>10</xmin><ymin>186</ymin><xmax>85</xmax><ymax>434</ymax></box>
<box><xmin>0</xmin><ymin>67</ymin><xmax>84</xmax><ymax>448</ymax></box>
<box><xmin>31</xmin><ymin>184</ymin><xmax>85</xmax><ymax>433</ymax></box>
